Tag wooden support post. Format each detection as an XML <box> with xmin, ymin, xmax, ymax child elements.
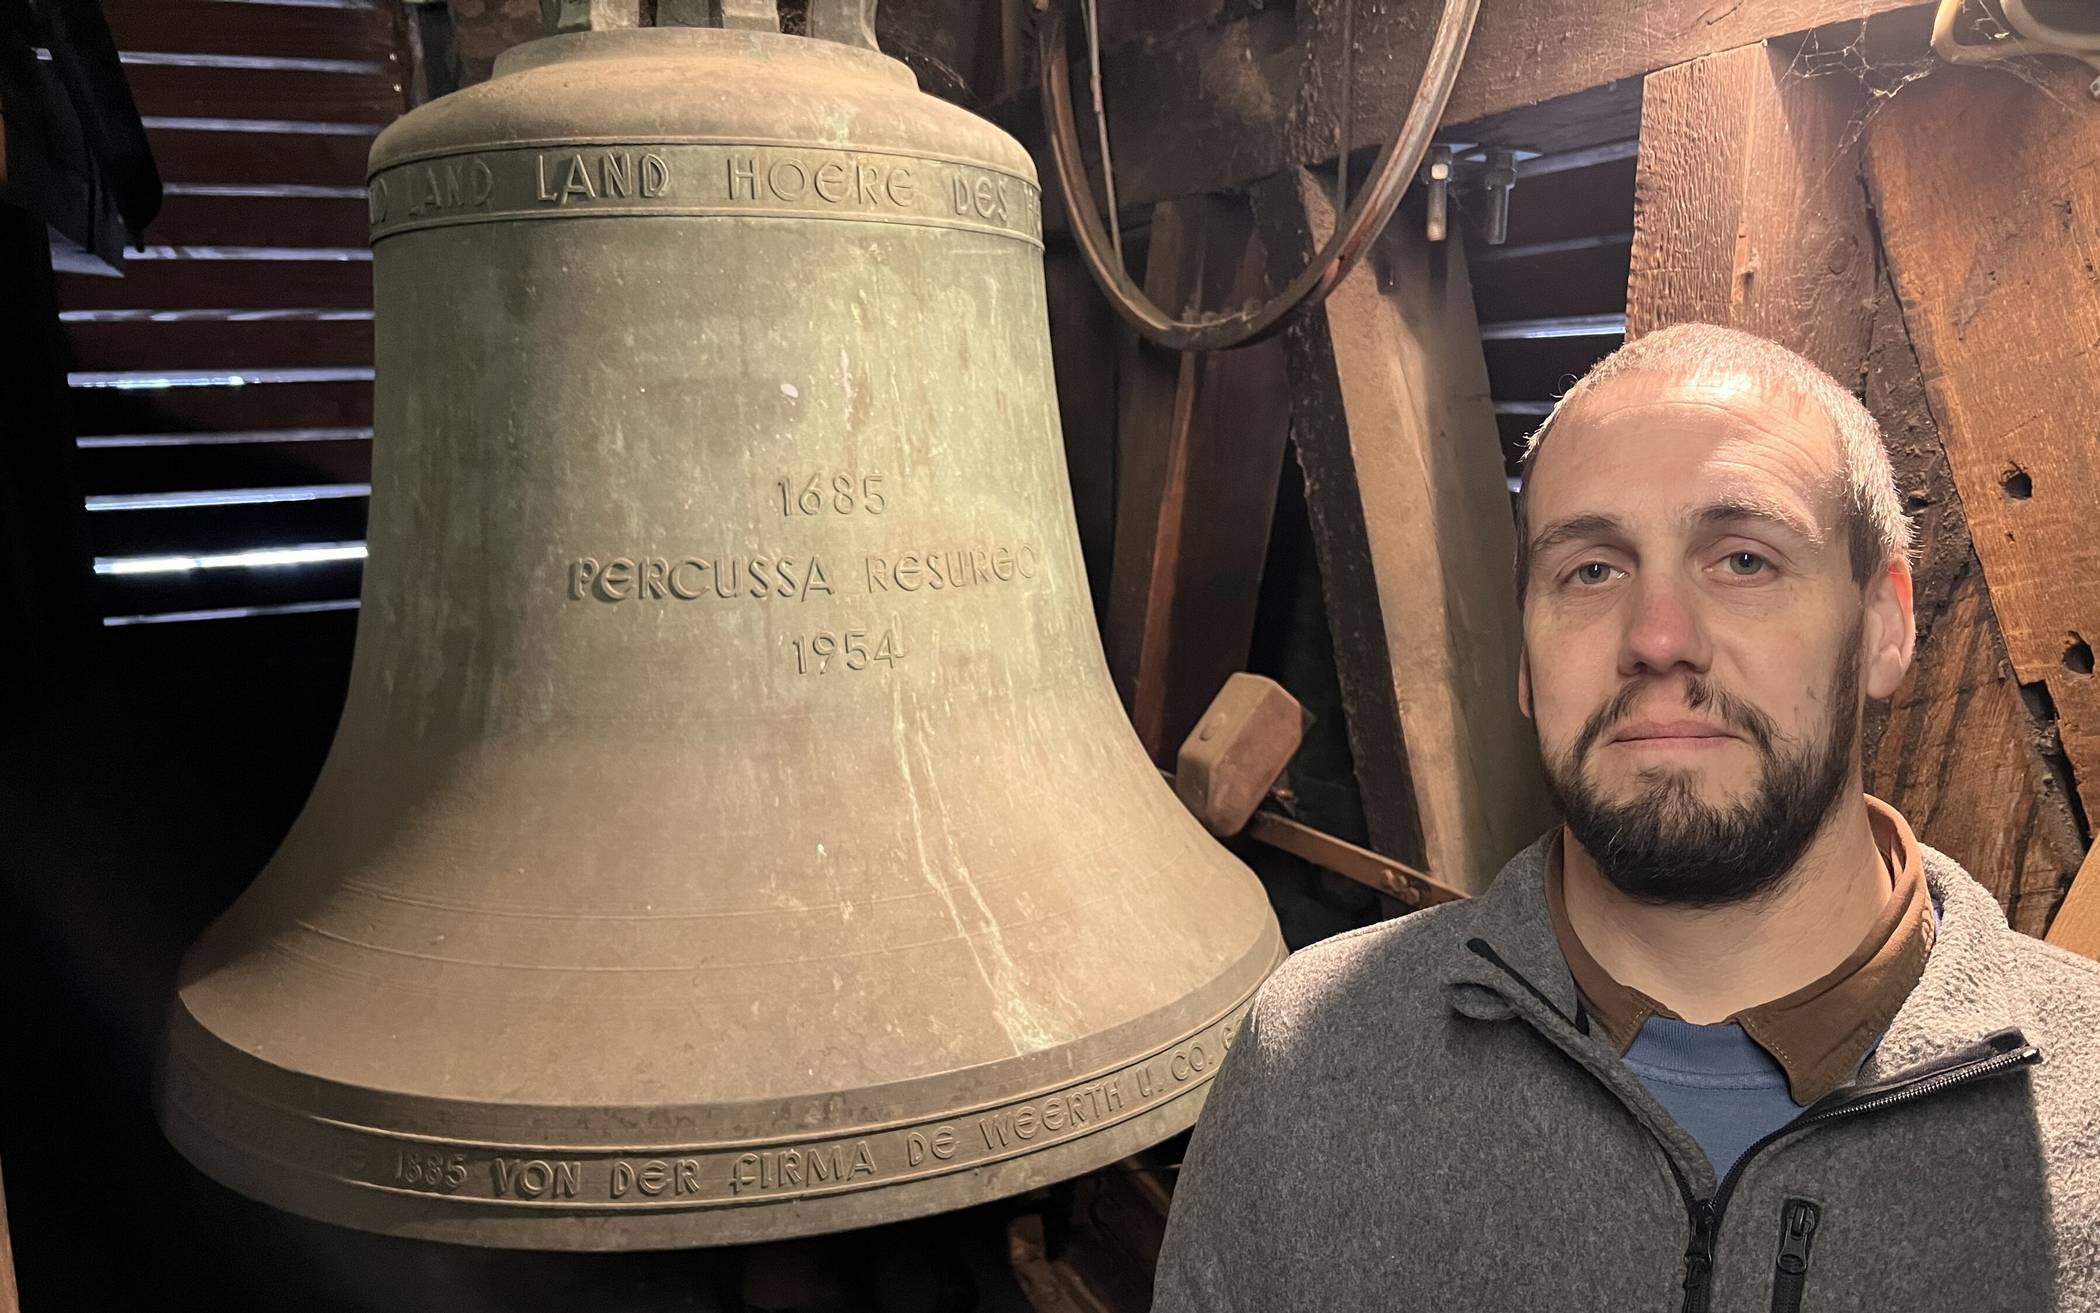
<box><xmin>1627</xmin><ymin>43</ymin><xmax>2086</xmax><ymax>933</ymax></box>
<box><xmin>1102</xmin><ymin>196</ymin><xmax>1291</xmax><ymax>763</ymax></box>
<box><xmin>1626</xmin><ymin>40</ymin><xmax>1876</xmax><ymax>376</ymax></box>
<box><xmin>1860</xmin><ymin>274</ymin><xmax>2084</xmax><ymax>937</ymax></box>
<box><xmin>2048</xmin><ymin>842</ymin><xmax>2100</xmax><ymax>962</ymax></box>
<box><xmin>1254</xmin><ymin>170</ymin><xmax>1552</xmax><ymax>893</ymax></box>
<box><xmin>1862</xmin><ymin>62</ymin><xmax>2100</xmax><ymax>843</ymax></box>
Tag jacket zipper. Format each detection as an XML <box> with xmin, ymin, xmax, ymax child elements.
<box><xmin>1768</xmin><ymin>1197</ymin><xmax>1819</xmax><ymax>1313</ymax></box>
<box><xmin>1463</xmin><ymin>940</ymin><xmax>2042</xmax><ymax>1313</ymax></box>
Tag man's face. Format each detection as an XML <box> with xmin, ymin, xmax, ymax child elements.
<box><xmin>1517</xmin><ymin>369</ymin><xmax>1914</xmax><ymax>906</ymax></box>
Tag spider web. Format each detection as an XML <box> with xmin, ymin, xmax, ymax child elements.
<box><xmin>1780</xmin><ymin>14</ymin><xmax>2080</xmax><ymax>158</ymax></box>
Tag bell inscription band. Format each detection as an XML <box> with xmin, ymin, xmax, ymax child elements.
<box><xmin>157</xmin><ymin>5</ymin><xmax>1284</xmax><ymax>1251</ymax></box>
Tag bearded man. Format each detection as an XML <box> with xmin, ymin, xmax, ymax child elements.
<box><xmin>1150</xmin><ymin>323</ymin><xmax>2100</xmax><ymax>1312</ymax></box>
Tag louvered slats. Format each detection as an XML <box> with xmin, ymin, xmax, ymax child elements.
<box><xmin>61</xmin><ymin>0</ymin><xmax>397</xmax><ymax>623</ymax></box>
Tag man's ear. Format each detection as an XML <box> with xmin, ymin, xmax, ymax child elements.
<box><xmin>1517</xmin><ymin>646</ymin><xmax>1535</xmax><ymax>720</ymax></box>
<box><xmin>1863</xmin><ymin>557</ymin><xmax>1915</xmax><ymax>701</ymax></box>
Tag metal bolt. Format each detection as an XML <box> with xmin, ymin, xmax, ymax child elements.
<box><xmin>1421</xmin><ymin>144</ymin><xmax>1454</xmax><ymax>243</ymax></box>
<box><xmin>1483</xmin><ymin>147</ymin><xmax>1517</xmax><ymax>246</ymax></box>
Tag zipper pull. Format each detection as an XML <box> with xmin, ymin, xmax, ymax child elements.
<box><xmin>1770</xmin><ymin>1197</ymin><xmax>1821</xmax><ymax>1313</ymax></box>
<box><xmin>1776</xmin><ymin>1197</ymin><xmax>1819</xmax><ymax>1275</ymax></box>
<box><xmin>1681</xmin><ymin>1197</ymin><xmax>1717</xmax><ymax>1313</ymax></box>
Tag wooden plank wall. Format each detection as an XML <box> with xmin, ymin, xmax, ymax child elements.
<box><xmin>58</xmin><ymin>0</ymin><xmax>400</xmax><ymax>624</ymax></box>
<box><xmin>1627</xmin><ymin>40</ymin><xmax>2091</xmax><ymax>938</ymax></box>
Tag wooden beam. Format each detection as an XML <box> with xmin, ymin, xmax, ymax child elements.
<box><xmin>1103</xmin><ymin>196</ymin><xmax>1291</xmax><ymax>763</ymax></box>
<box><xmin>1626</xmin><ymin>41</ymin><xmax>2084</xmax><ymax>933</ymax></box>
<box><xmin>1861</xmin><ymin>272</ymin><xmax>2084</xmax><ymax>938</ymax></box>
<box><xmin>2048</xmin><ymin>845</ymin><xmax>2100</xmax><ymax>962</ymax></box>
<box><xmin>1254</xmin><ymin>169</ymin><xmax>1552</xmax><ymax>893</ymax></box>
<box><xmin>1104</xmin><ymin>199</ymin><xmax>1203</xmax><ymax>749</ymax></box>
<box><xmin>1007</xmin><ymin>1164</ymin><xmax>1174</xmax><ymax>1313</ymax></box>
<box><xmin>999</xmin><ymin>0</ymin><xmax>1924</xmax><ymax>221</ymax></box>
<box><xmin>1863</xmin><ymin>62</ymin><xmax>2100</xmax><ymax>831</ymax></box>
<box><xmin>1626</xmin><ymin>40</ymin><xmax>1875</xmax><ymax>379</ymax></box>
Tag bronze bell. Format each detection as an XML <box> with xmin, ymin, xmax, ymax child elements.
<box><xmin>157</xmin><ymin>0</ymin><xmax>1284</xmax><ymax>1251</ymax></box>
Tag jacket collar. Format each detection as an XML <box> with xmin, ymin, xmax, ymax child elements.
<box><xmin>1435</xmin><ymin>831</ymin><xmax>1576</xmax><ymax>1015</ymax></box>
<box><xmin>1434</xmin><ymin>832</ymin><xmax>1720</xmax><ymax>1189</ymax></box>
<box><xmin>1441</xmin><ymin>831</ymin><xmax>2028</xmax><ymax>1085</ymax></box>
<box><xmin>1855</xmin><ymin>845</ymin><xmax>2024</xmax><ymax>1080</ymax></box>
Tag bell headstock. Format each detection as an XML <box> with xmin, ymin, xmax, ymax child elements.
<box><xmin>541</xmin><ymin>0</ymin><xmax>879</xmax><ymax>51</ymax></box>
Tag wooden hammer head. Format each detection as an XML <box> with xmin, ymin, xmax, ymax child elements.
<box><xmin>1175</xmin><ymin>673</ymin><xmax>1305</xmax><ymax>836</ymax></box>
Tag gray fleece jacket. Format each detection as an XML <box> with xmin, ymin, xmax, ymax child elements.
<box><xmin>1152</xmin><ymin>835</ymin><xmax>2100</xmax><ymax>1312</ymax></box>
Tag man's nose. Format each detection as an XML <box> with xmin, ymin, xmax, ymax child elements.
<box><xmin>1619</xmin><ymin>574</ymin><xmax>1710</xmax><ymax>677</ymax></box>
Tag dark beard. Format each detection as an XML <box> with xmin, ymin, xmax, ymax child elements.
<box><xmin>1542</xmin><ymin>618</ymin><xmax>1863</xmax><ymax>909</ymax></box>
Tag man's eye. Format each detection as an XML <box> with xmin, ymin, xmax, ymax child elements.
<box><xmin>1570</xmin><ymin>561</ymin><xmax>1618</xmax><ymax>585</ymax></box>
<box><xmin>1724</xmin><ymin>551</ymin><xmax>1770</xmax><ymax>577</ymax></box>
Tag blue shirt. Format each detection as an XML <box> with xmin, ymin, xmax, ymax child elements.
<box><xmin>1608</xmin><ymin>891</ymin><xmax>1942</xmax><ymax>1180</ymax></box>
<box><xmin>1621</xmin><ymin>1016</ymin><xmax>1800</xmax><ymax>1179</ymax></box>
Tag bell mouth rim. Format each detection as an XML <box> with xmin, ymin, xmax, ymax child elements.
<box><xmin>160</xmin><ymin>929</ymin><xmax>1278</xmax><ymax>1129</ymax></box>
<box><xmin>163</xmin><ymin>1082</ymin><xmax>1216</xmax><ymax>1251</ymax></box>
<box><xmin>155</xmin><ymin>931</ymin><xmax>1283</xmax><ymax>1248</ymax></box>
<box><xmin>493</xmin><ymin>25</ymin><xmax>918</xmax><ymax>89</ymax></box>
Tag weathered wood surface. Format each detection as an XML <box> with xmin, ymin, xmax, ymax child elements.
<box><xmin>1102</xmin><ymin>197</ymin><xmax>1291</xmax><ymax>761</ymax></box>
<box><xmin>1864</xmin><ymin>62</ymin><xmax>2100</xmax><ymax>832</ymax></box>
<box><xmin>1626</xmin><ymin>41</ymin><xmax>1876</xmax><ymax>379</ymax></box>
<box><xmin>1104</xmin><ymin>200</ymin><xmax>1203</xmax><ymax>752</ymax></box>
<box><xmin>1627</xmin><ymin>42</ymin><xmax>2084</xmax><ymax>934</ymax></box>
<box><xmin>1256</xmin><ymin>169</ymin><xmax>1551</xmax><ymax>892</ymax></box>
<box><xmin>2048</xmin><ymin>845</ymin><xmax>2100</xmax><ymax>961</ymax></box>
<box><xmin>1861</xmin><ymin>274</ymin><xmax>2083</xmax><ymax>938</ymax></box>
<box><xmin>1007</xmin><ymin>1165</ymin><xmax>1172</xmax><ymax>1313</ymax></box>
<box><xmin>1000</xmin><ymin>0</ymin><xmax>1924</xmax><ymax>222</ymax></box>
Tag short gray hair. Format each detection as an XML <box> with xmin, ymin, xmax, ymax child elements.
<box><xmin>1513</xmin><ymin>322</ymin><xmax>1913</xmax><ymax>602</ymax></box>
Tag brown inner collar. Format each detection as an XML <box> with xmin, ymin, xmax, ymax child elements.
<box><xmin>1546</xmin><ymin>796</ymin><xmax>1935</xmax><ymax>1105</ymax></box>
